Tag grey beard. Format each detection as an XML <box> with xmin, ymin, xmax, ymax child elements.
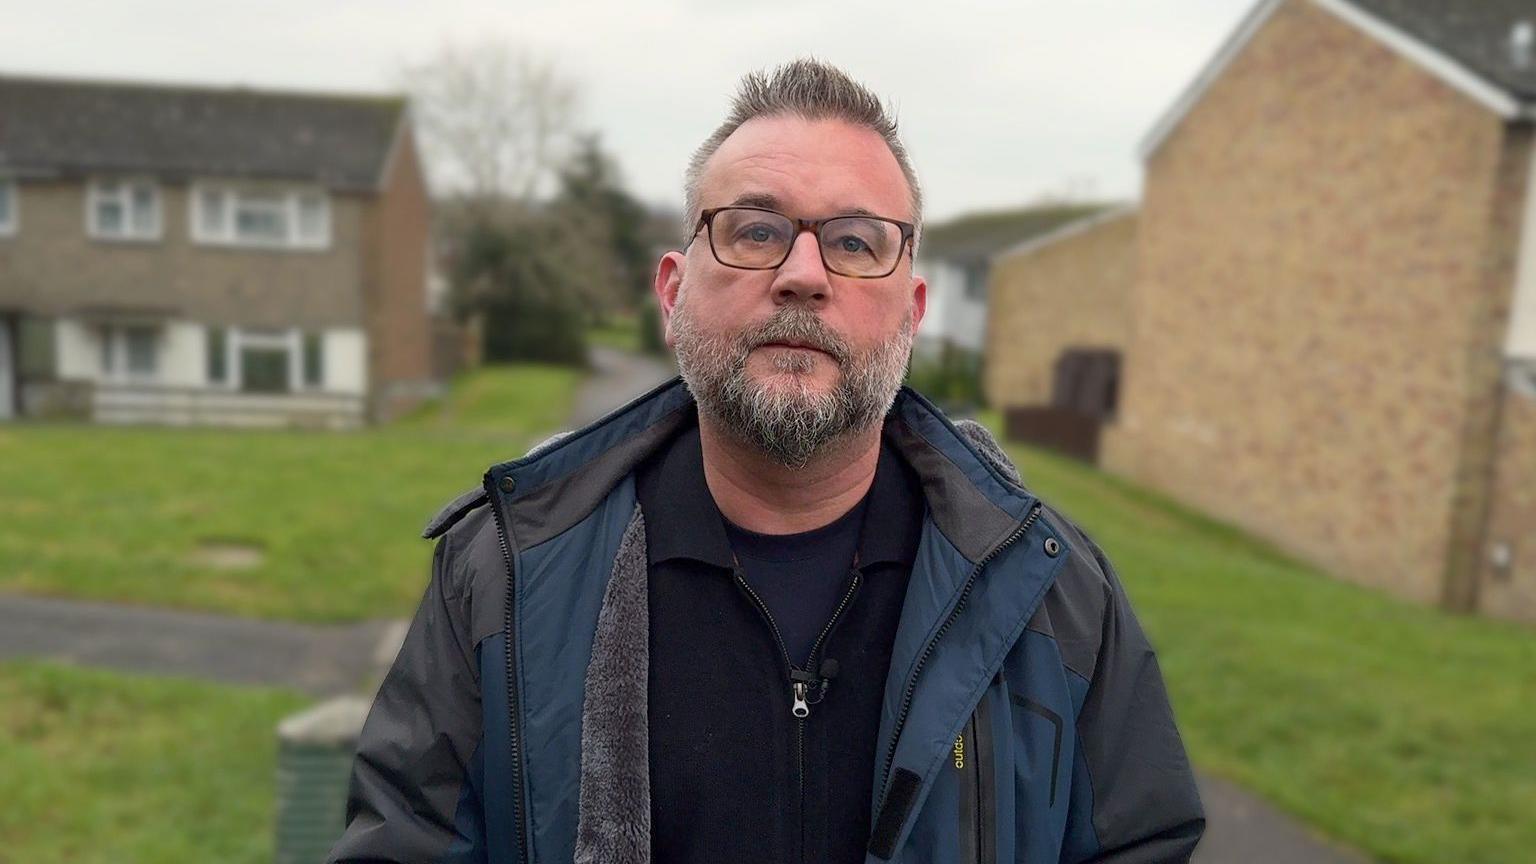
<box><xmin>672</xmin><ymin>298</ymin><xmax>914</xmax><ymax>469</ymax></box>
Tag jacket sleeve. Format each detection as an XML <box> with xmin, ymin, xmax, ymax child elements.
<box><xmin>328</xmin><ymin>535</ymin><xmax>487</xmax><ymax>864</ymax></box>
<box><xmin>1062</xmin><ymin>539</ymin><xmax>1205</xmax><ymax>864</ymax></box>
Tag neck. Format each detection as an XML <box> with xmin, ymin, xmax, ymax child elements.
<box><xmin>698</xmin><ymin>416</ymin><xmax>882</xmax><ymax>535</ymax></box>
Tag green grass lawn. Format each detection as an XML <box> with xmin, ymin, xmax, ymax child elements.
<box><xmin>989</xmin><ymin>427</ymin><xmax>1536</xmax><ymax>864</ymax></box>
<box><xmin>0</xmin><ymin>364</ymin><xmax>582</xmax><ymax>622</ymax></box>
<box><xmin>0</xmin><ymin>660</ymin><xmax>310</xmax><ymax>863</ymax></box>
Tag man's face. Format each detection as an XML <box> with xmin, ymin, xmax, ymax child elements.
<box><xmin>655</xmin><ymin>115</ymin><xmax>927</xmax><ymax>467</ymax></box>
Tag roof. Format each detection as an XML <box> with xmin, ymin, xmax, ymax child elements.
<box><xmin>917</xmin><ymin>203</ymin><xmax>1110</xmax><ymax>267</ymax></box>
<box><xmin>0</xmin><ymin>74</ymin><xmax>406</xmax><ymax>191</ymax></box>
<box><xmin>1142</xmin><ymin>0</ymin><xmax>1536</xmax><ymax>158</ymax></box>
<box><xmin>994</xmin><ymin>205</ymin><xmax>1138</xmax><ymax>263</ymax></box>
<box><xmin>1346</xmin><ymin>0</ymin><xmax>1536</xmax><ymax>100</ymax></box>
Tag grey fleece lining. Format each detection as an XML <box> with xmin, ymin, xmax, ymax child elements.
<box><xmin>574</xmin><ymin>504</ymin><xmax>651</xmax><ymax>864</ymax></box>
<box><xmin>954</xmin><ymin>418</ymin><xmax>1024</xmax><ymax>487</ymax></box>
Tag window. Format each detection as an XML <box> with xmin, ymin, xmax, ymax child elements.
<box><xmin>961</xmin><ymin>262</ymin><xmax>989</xmax><ymax>302</ymax></box>
<box><xmin>302</xmin><ymin>331</ymin><xmax>324</xmax><ymax>388</ymax></box>
<box><xmin>97</xmin><ymin>324</ymin><xmax>160</xmax><ymax>380</ymax></box>
<box><xmin>222</xmin><ymin>327</ymin><xmax>327</xmax><ymax>393</ymax></box>
<box><xmin>192</xmin><ymin>185</ymin><xmax>330</xmax><ymax>249</ymax></box>
<box><xmin>124</xmin><ymin>326</ymin><xmax>157</xmax><ymax>375</ymax></box>
<box><xmin>89</xmin><ymin>179</ymin><xmax>161</xmax><ymax>241</ymax></box>
<box><xmin>207</xmin><ymin>327</ymin><xmax>228</xmax><ymax>384</ymax></box>
<box><xmin>240</xmin><ymin>346</ymin><xmax>291</xmax><ymax>394</ymax></box>
<box><xmin>0</xmin><ymin>179</ymin><xmax>16</xmax><ymax>236</ymax></box>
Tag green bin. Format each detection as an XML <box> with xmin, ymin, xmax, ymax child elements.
<box><xmin>275</xmin><ymin>696</ymin><xmax>372</xmax><ymax>864</ymax></box>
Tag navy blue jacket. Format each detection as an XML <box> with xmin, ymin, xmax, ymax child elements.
<box><xmin>329</xmin><ymin>378</ymin><xmax>1205</xmax><ymax>863</ymax></box>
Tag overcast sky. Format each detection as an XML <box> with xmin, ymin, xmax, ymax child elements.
<box><xmin>0</xmin><ymin>0</ymin><xmax>1252</xmax><ymax>222</ymax></box>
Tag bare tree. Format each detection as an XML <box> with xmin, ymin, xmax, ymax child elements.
<box><xmin>401</xmin><ymin>39</ymin><xmax>580</xmax><ymax>203</ymax></box>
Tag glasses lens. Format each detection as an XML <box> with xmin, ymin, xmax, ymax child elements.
<box><xmin>820</xmin><ymin>216</ymin><xmax>901</xmax><ymax>277</ymax></box>
<box><xmin>710</xmin><ymin>208</ymin><xmax>794</xmax><ymax>269</ymax></box>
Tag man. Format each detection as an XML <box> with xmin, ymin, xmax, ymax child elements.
<box><xmin>330</xmin><ymin>59</ymin><xmax>1204</xmax><ymax>864</ymax></box>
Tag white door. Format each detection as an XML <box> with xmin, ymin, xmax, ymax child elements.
<box><xmin>0</xmin><ymin>318</ymin><xmax>13</xmax><ymax>420</ymax></box>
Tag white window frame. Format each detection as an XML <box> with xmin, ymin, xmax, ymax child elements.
<box><xmin>221</xmin><ymin>327</ymin><xmax>327</xmax><ymax>393</ymax></box>
<box><xmin>190</xmin><ymin>183</ymin><xmax>332</xmax><ymax>251</ymax></box>
<box><xmin>97</xmin><ymin>323</ymin><xmax>162</xmax><ymax>383</ymax></box>
<box><xmin>87</xmin><ymin>177</ymin><xmax>163</xmax><ymax>242</ymax></box>
<box><xmin>0</xmin><ymin>178</ymin><xmax>17</xmax><ymax>237</ymax></box>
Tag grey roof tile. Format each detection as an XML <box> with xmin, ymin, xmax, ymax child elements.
<box><xmin>1347</xmin><ymin>0</ymin><xmax>1536</xmax><ymax>101</ymax></box>
<box><xmin>0</xmin><ymin>74</ymin><xmax>404</xmax><ymax>190</ymax></box>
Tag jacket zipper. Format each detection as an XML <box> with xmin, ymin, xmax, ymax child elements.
<box><xmin>487</xmin><ymin>477</ymin><xmax>530</xmax><ymax>864</ymax></box>
<box><xmin>972</xmin><ymin>714</ymin><xmax>986</xmax><ymax>863</ymax></box>
<box><xmin>956</xmin><ymin>716</ymin><xmax>979</xmax><ymax>864</ymax></box>
<box><xmin>734</xmin><ymin>568</ymin><xmax>862</xmax><ymax>863</ymax></box>
<box><xmin>971</xmin><ymin>694</ymin><xmax>996</xmax><ymax>864</ymax></box>
<box><xmin>876</xmin><ymin>501</ymin><xmax>1043</xmax><ymax>812</ymax></box>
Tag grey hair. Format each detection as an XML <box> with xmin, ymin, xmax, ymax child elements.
<box><xmin>682</xmin><ymin>58</ymin><xmax>923</xmax><ymax>252</ymax></box>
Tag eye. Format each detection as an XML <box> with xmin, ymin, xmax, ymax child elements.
<box><xmin>734</xmin><ymin>222</ymin><xmax>786</xmax><ymax>244</ymax></box>
<box><xmin>837</xmin><ymin>235</ymin><xmax>871</xmax><ymax>254</ymax></box>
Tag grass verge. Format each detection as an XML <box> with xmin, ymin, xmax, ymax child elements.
<box><xmin>0</xmin><ymin>364</ymin><xmax>582</xmax><ymax>621</ymax></box>
<box><xmin>0</xmin><ymin>660</ymin><xmax>310</xmax><ymax>863</ymax></box>
<box><xmin>990</xmin><ymin>426</ymin><xmax>1536</xmax><ymax>864</ymax></box>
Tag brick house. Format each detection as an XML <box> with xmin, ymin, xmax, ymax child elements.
<box><xmin>983</xmin><ymin>207</ymin><xmax>1138</xmax><ymax>460</ymax></box>
<box><xmin>914</xmin><ymin>205</ymin><xmax>1103</xmax><ymax>362</ymax></box>
<box><xmin>0</xmin><ymin>75</ymin><xmax>437</xmax><ymax>427</ymax></box>
<box><xmin>1094</xmin><ymin>0</ymin><xmax>1536</xmax><ymax>622</ymax></box>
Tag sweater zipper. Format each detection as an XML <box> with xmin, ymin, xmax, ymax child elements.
<box><xmin>876</xmin><ymin>502</ymin><xmax>1043</xmax><ymax>807</ymax></box>
<box><xmin>734</xmin><ymin>568</ymin><xmax>862</xmax><ymax>862</ymax></box>
<box><xmin>733</xmin><ymin>569</ymin><xmax>861</xmax><ymax>718</ymax></box>
<box><xmin>487</xmin><ymin>476</ymin><xmax>530</xmax><ymax>864</ymax></box>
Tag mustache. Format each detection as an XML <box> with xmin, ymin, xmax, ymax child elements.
<box><xmin>738</xmin><ymin>307</ymin><xmax>851</xmax><ymax>364</ymax></box>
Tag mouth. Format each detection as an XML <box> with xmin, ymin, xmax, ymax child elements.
<box><xmin>758</xmin><ymin>341</ymin><xmax>828</xmax><ymax>354</ymax></box>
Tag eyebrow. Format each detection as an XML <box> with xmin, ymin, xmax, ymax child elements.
<box><xmin>727</xmin><ymin>192</ymin><xmax>880</xmax><ymax>219</ymax></box>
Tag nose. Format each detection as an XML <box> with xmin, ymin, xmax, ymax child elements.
<box><xmin>770</xmin><ymin>229</ymin><xmax>831</xmax><ymax>307</ymax></box>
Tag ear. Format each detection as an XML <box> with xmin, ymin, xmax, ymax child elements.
<box><xmin>653</xmin><ymin>250</ymin><xmax>687</xmax><ymax>349</ymax></box>
<box><xmin>910</xmin><ymin>274</ymin><xmax>927</xmax><ymax>333</ymax></box>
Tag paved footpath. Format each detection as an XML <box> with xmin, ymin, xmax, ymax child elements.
<box><xmin>569</xmin><ymin>344</ymin><xmax>676</xmax><ymax>427</ymax></box>
<box><xmin>0</xmin><ymin>593</ymin><xmax>405</xmax><ymax>697</ymax></box>
<box><xmin>0</xmin><ymin>345</ymin><xmax>1372</xmax><ymax>862</ymax></box>
<box><xmin>1193</xmin><ymin>773</ymin><xmax>1370</xmax><ymax>863</ymax></box>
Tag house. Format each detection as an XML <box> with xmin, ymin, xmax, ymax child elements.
<box><xmin>0</xmin><ymin>74</ymin><xmax>437</xmax><ymax>427</ymax></box>
<box><xmin>913</xmin><ymin>204</ymin><xmax>1104</xmax><ymax>364</ymax></box>
<box><xmin>1090</xmin><ymin>0</ymin><xmax>1536</xmax><ymax>622</ymax></box>
<box><xmin>983</xmin><ymin>206</ymin><xmax>1138</xmax><ymax>460</ymax></box>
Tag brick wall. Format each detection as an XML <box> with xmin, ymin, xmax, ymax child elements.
<box><xmin>360</xmin><ymin>126</ymin><xmax>435</xmax><ymax>422</ymax></box>
<box><xmin>984</xmin><ymin>210</ymin><xmax>1137</xmax><ymax>409</ymax></box>
<box><xmin>0</xmin><ymin>182</ymin><xmax>365</xmax><ymax>329</ymax></box>
<box><xmin>1100</xmin><ymin>0</ymin><xmax>1527</xmax><ymax>608</ymax></box>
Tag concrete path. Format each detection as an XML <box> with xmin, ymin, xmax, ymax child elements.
<box><xmin>0</xmin><ymin>594</ymin><xmax>405</xmax><ymax>697</ymax></box>
<box><xmin>1192</xmin><ymin>773</ymin><xmax>1370</xmax><ymax>863</ymax></box>
<box><xmin>570</xmin><ymin>344</ymin><xmax>676</xmax><ymax>427</ymax></box>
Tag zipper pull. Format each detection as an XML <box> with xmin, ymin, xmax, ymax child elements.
<box><xmin>792</xmin><ymin>680</ymin><xmax>811</xmax><ymax>718</ymax></box>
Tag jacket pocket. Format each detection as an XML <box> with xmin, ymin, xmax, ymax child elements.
<box><xmin>1011</xmin><ymin>693</ymin><xmax>1064</xmax><ymax>810</ymax></box>
<box><xmin>955</xmin><ymin>693</ymin><xmax>997</xmax><ymax>864</ymax></box>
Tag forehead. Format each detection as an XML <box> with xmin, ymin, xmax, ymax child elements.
<box><xmin>697</xmin><ymin>114</ymin><xmax>912</xmax><ymax>221</ymax></box>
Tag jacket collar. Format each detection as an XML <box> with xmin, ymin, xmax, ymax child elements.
<box><xmin>488</xmin><ymin>376</ymin><xmax>1036</xmax><ymax>562</ymax></box>
<box><xmin>638</xmin><ymin>416</ymin><xmax>924</xmax><ymax>572</ymax></box>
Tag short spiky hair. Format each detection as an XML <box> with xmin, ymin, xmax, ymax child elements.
<box><xmin>682</xmin><ymin>58</ymin><xmax>923</xmax><ymax>250</ymax></box>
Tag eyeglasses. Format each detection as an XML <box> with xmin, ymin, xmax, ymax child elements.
<box><xmin>689</xmin><ymin>206</ymin><xmax>916</xmax><ymax>279</ymax></box>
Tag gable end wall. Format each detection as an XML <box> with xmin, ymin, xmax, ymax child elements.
<box><xmin>1102</xmin><ymin>0</ymin><xmax>1524</xmax><ymax>608</ymax></box>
